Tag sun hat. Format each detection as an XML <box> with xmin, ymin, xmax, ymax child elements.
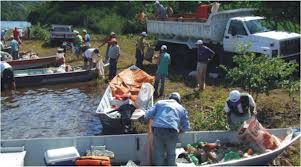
<box><xmin>169</xmin><ymin>92</ymin><xmax>181</xmax><ymax>103</ymax></box>
<box><xmin>141</xmin><ymin>32</ymin><xmax>147</xmax><ymax>37</ymax></box>
<box><xmin>195</xmin><ymin>40</ymin><xmax>203</xmax><ymax>45</ymax></box>
<box><xmin>229</xmin><ymin>90</ymin><xmax>241</xmax><ymax>102</ymax></box>
<box><xmin>161</xmin><ymin>45</ymin><xmax>167</xmax><ymax>50</ymax></box>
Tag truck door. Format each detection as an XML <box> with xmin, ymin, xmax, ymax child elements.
<box><xmin>223</xmin><ymin>20</ymin><xmax>249</xmax><ymax>53</ymax></box>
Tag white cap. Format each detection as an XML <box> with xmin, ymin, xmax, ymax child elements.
<box><xmin>229</xmin><ymin>90</ymin><xmax>241</xmax><ymax>102</ymax></box>
<box><xmin>169</xmin><ymin>92</ymin><xmax>181</xmax><ymax>103</ymax></box>
<box><xmin>74</xmin><ymin>30</ymin><xmax>79</xmax><ymax>34</ymax></box>
<box><xmin>141</xmin><ymin>32</ymin><xmax>147</xmax><ymax>37</ymax></box>
<box><xmin>195</xmin><ymin>40</ymin><xmax>203</xmax><ymax>45</ymax></box>
<box><xmin>110</xmin><ymin>32</ymin><xmax>116</xmax><ymax>36</ymax></box>
<box><xmin>155</xmin><ymin>0</ymin><xmax>160</xmax><ymax>4</ymax></box>
<box><xmin>161</xmin><ymin>45</ymin><xmax>167</xmax><ymax>50</ymax></box>
<box><xmin>82</xmin><ymin>29</ymin><xmax>87</xmax><ymax>33</ymax></box>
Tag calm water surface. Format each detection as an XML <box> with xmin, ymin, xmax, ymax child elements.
<box><xmin>1</xmin><ymin>81</ymin><xmax>105</xmax><ymax>140</ymax></box>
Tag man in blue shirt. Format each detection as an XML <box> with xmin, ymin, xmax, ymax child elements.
<box><xmin>145</xmin><ymin>92</ymin><xmax>190</xmax><ymax>166</ymax></box>
<box><xmin>195</xmin><ymin>40</ymin><xmax>215</xmax><ymax>91</ymax></box>
<box><xmin>10</xmin><ymin>36</ymin><xmax>19</xmax><ymax>60</ymax></box>
<box><xmin>82</xmin><ymin>29</ymin><xmax>91</xmax><ymax>50</ymax></box>
<box><xmin>154</xmin><ymin>45</ymin><xmax>170</xmax><ymax>97</ymax></box>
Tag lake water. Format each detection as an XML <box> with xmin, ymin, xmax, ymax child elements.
<box><xmin>1</xmin><ymin>81</ymin><xmax>104</xmax><ymax>140</ymax></box>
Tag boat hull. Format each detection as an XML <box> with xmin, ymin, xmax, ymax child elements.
<box><xmin>8</xmin><ymin>56</ymin><xmax>57</xmax><ymax>70</ymax></box>
<box><xmin>0</xmin><ymin>128</ymin><xmax>299</xmax><ymax>166</ymax></box>
<box><xmin>15</xmin><ymin>69</ymin><xmax>97</xmax><ymax>88</ymax></box>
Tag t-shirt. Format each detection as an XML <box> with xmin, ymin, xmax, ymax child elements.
<box><xmin>74</xmin><ymin>34</ymin><xmax>83</xmax><ymax>47</ymax></box>
<box><xmin>84</xmin><ymin>34</ymin><xmax>91</xmax><ymax>46</ymax></box>
<box><xmin>224</xmin><ymin>93</ymin><xmax>256</xmax><ymax>114</ymax></box>
<box><xmin>156</xmin><ymin>52</ymin><xmax>170</xmax><ymax>76</ymax></box>
<box><xmin>108</xmin><ymin>44</ymin><xmax>120</xmax><ymax>59</ymax></box>
<box><xmin>155</xmin><ymin>4</ymin><xmax>167</xmax><ymax>17</ymax></box>
<box><xmin>197</xmin><ymin>45</ymin><xmax>215</xmax><ymax>63</ymax></box>
<box><xmin>84</xmin><ymin>48</ymin><xmax>98</xmax><ymax>59</ymax></box>
<box><xmin>10</xmin><ymin>39</ymin><xmax>19</xmax><ymax>52</ymax></box>
<box><xmin>136</xmin><ymin>37</ymin><xmax>147</xmax><ymax>52</ymax></box>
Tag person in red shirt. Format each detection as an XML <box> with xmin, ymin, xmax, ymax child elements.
<box><xmin>13</xmin><ymin>27</ymin><xmax>22</xmax><ymax>44</ymax></box>
<box><xmin>99</xmin><ymin>32</ymin><xmax>117</xmax><ymax>64</ymax></box>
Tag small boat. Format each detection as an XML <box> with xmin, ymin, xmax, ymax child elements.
<box><xmin>7</xmin><ymin>56</ymin><xmax>57</xmax><ymax>70</ymax></box>
<box><xmin>0</xmin><ymin>128</ymin><xmax>299</xmax><ymax>166</ymax></box>
<box><xmin>14</xmin><ymin>66</ymin><xmax>97</xmax><ymax>88</ymax></box>
<box><xmin>95</xmin><ymin>65</ymin><xmax>155</xmax><ymax>135</ymax></box>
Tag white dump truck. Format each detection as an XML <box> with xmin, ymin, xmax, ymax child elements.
<box><xmin>147</xmin><ymin>8</ymin><xmax>300</xmax><ymax>62</ymax></box>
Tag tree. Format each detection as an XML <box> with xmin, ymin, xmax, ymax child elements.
<box><xmin>221</xmin><ymin>53</ymin><xmax>298</xmax><ymax>99</ymax></box>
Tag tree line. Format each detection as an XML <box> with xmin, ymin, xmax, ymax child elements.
<box><xmin>1</xmin><ymin>1</ymin><xmax>300</xmax><ymax>34</ymax></box>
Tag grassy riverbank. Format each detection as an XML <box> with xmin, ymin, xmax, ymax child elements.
<box><xmin>19</xmin><ymin>35</ymin><xmax>300</xmax><ymax>165</ymax></box>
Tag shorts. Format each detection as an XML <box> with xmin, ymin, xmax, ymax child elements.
<box><xmin>1</xmin><ymin>69</ymin><xmax>15</xmax><ymax>90</ymax></box>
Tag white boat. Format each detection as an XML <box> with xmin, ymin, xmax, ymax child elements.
<box><xmin>0</xmin><ymin>128</ymin><xmax>299</xmax><ymax>166</ymax></box>
<box><xmin>95</xmin><ymin>65</ymin><xmax>154</xmax><ymax>135</ymax></box>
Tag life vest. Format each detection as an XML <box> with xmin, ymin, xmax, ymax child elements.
<box><xmin>75</xmin><ymin>156</ymin><xmax>111</xmax><ymax>166</ymax></box>
<box><xmin>227</xmin><ymin>93</ymin><xmax>250</xmax><ymax>115</ymax></box>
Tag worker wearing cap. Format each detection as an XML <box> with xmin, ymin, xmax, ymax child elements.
<box><xmin>1</xmin><ymin>61</ymin><xmax>16</xmax><ymax>91</ymax></box>
<box><xmin>154</xmin><ymin>45</ymin><xmax>170</xmax><ymax>97</ymax></box>
<box><xmin>135</xmin><ymin>31</ymin><xmax>149</xmax><ymax>68</ymax></box>
<box><xmin>195</xmin><ymin>39</ymin><xmax>215</xmax><ymax>91</ymax></box>
<box><xmin>82</xmin><ymin>29</ymin><xmax>91</xmax><ymax>49</ymax></box>
<box><xmin>55</xmin><ymin>48</ymin><xmax>65</xmax><ymax>67</ymax></box>
<box><xmin>224</xmin><ymin>90</ymin><xmax>257</xmax><ymax>130</ymax></box>
<box><xmin>145</xmin><ymin>92</ymin><xmax>190</xmax><ymax>166</ymax></box>
<box><xmin>154</xmin><ymin>1</ymin><xmax>167</xmax><ymax>18</ymax></box>
<box><xmin>83</xmin><ymin>48</ymin><xmax>100</xmax><ymax>70</ymax></box>
<box><xmin>100</xmin><ymin>32</ymin><xmax>117</xmax><ymax>64</ymax></box>
<box><xmin>74</xmin><ymin>30</ymin><xmax>83</xmax><ymax>58</ymax></box>
<box><xmin>108</xmin><ymin>38</ymin><xmax>120</xmax><ymax>80</ymax></box>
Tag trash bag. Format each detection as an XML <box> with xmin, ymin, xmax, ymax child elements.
<box><xmin>96</xmin><ymin>60</ymin><xmax>105</xmax><ymax>79</ymax></box>
<box><xmin>135</xmin><ymin>83</ymin><xmax>154</xmax><ymax>110</ymax></box>
<box><xmin>238</xmin><ymin>116</ymin><xmax>281</xmax><ymax>152</ymax></box>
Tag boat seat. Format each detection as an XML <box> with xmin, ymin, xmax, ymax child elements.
<box><xmin>0</xmin><ymin>146</ymin><xmax>27</xmax><ymax>166</ymax></box>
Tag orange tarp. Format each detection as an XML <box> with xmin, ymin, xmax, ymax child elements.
<box><xmin>109</xmin><ymin>68</ymin><xmax>155</xmax><ymax>102</ymax></box>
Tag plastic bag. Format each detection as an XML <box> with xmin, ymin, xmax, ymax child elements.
<box><xmin>96</xmin><ymin>60</ymin><xmax>104</xmax><ymax>79</ymax></box>
<box><xmin>135</xmin><ymin>83</ymin><xmax>154</xmax><ymax>110</ymax></box>
<box><xmin>238</xmin><ymin>116</ymin><xmax>281</xmax><ymax>152</ymax></box>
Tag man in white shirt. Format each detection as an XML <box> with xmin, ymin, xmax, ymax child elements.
<box><xmin>224</xmin><ymin>90</ymin><xmax>256</xmax><ymax>130</ymax></box>
<box><xmin>108</xmin><ymin>38</ymin><xmax>120</xmax><ymax>80</ymax></box>
<box><xmin>83</xmin><ymin>48</ymin><xmax>100</xmax><ymax>70</ymax></box>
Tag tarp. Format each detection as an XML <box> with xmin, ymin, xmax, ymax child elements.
<box><xmin>1</xmin><ymin>21</ymin><xmax>32</xmax><ymax>30</ymax></box>
<box><xmin>109</xmin><ymin>67</ymin><xmax>155</xmax><ymax>102</ymax></box>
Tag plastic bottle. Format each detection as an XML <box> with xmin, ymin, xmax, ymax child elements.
<box><xmin>224</xmin><ymin>151</ymin><xmax>241</xmax><ymax>162</ymax></box>
<box><xmin>188</xmin><ymin>154</ymin><xmax>199</xmax><ymax>165</ymax></box>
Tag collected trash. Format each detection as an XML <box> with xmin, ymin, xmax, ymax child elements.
<box><xmin>177</xmin><ymin>140</ymin><xmax>256</xmax><ymax>165</ymax></box>
<box><xmin>238</xmin><ymin>116</ymin><xmax>281</xmax><ymax>152</ymax></box>
<box><xmin>86</xmin><ymin>145</ymin><xmax>115</xmax><ymax>159</ymax></box>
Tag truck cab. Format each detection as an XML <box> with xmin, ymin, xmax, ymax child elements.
<box><xmin>50</xmin><ymin>24</ymin><xmax>77</xmax><ymax>44</ymax></box>
<box><xmin>223</xmin><ymin>17</ymin><xmax>300</xmax><ymax>59</ymax></box>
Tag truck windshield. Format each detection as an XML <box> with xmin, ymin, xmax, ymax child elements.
<box><xmin>245</xmin><ymin>19</ymin><xmax>268</xmax><ymax>34</ymax></box>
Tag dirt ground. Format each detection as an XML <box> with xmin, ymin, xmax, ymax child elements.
<box><xmin>18</xmin><ymin>36</ymin><xmax>300</xmax><ymax>166</ymax></box>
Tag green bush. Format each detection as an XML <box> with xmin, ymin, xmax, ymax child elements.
<box><xmin>98</xmin><ymin>14</ymin><xmax>125</xmax><ymax>35</ymax></box>
<box><xmin>31</xmin><ymin>23</ymin><xmax>50</xmax><ymax>41</ymax></box>
<box><xmin>221</xmin><ymin>53</ymin><xmax>298</xmax><ymax>99</ymax></box>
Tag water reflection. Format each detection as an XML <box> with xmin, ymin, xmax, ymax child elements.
<box><xmin>1</xmin><ymin>81</ymin><xmax>104</xmax><ymax>140</ymax></box>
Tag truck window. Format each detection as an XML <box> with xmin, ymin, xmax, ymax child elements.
<box><xmin>228</xmin><ymin>20</ymin><xmax>247</xmax><ymax>36</ymax></box>
<box><xmin>245</xmin><ymin>19</ymin><xmax>268</xmax><ymax>34</ymax></box>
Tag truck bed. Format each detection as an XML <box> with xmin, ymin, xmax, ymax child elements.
<box><xmin>147</xmin><ymin>8</ymin><xmax>256</xmax><ymax>47</ymax></box>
